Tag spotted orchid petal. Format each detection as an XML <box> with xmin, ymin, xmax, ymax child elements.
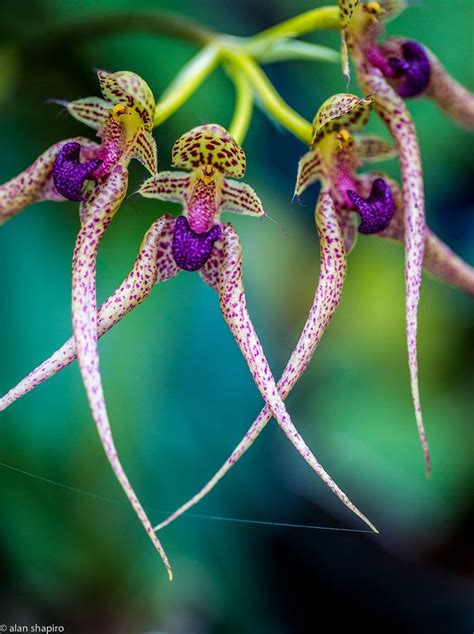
<box><xmin>157</xmin><ymin>202</ymin><xmax>376</xmax><ymax>533</ymax></box>
<box><xmin>295</xmin><ymin>150</ymin><xmax>322</xmax><ymax>197</ymax></box>
<box><xmin>131</xmin><ymin>127</ymin><xmax>158</xmax><ymax>175</ymax></box>
<box><xmin>0</xmin><ymin>138</ymin><xmax>99</xmax><ymax>225</ymax></box>
<box><xmin>220</xmin><ymin>179</ymin><xmax>265</xmax><ymax>217</ymax></box>
<box><xmin>355</xmin><ymin>60</ymin><xmax>430</xmax><ymax>476</ymax></box>
<box><xmin>425</xmin><ymin>50</ymin><xmax>474</xmax><ymax>129</ymax></box>
<box><xmin>97</xmin><ymin>70</ymin><xmax>155</xmax><ymax>130</ymax></box>
<box><xmin>378</xmin><ymin>0</ymin><xmax>407</xmax><ymax>21</ymax></box>
<box><xmin>311</xmin><ymin>93</ymin><xmax>373</xmax><ymax>146</ymax></box>
<box><xmin>139</xmin><ymin>171</ymin><xmax>191</xmax><ymax>203</ymax></box>
<box><xmin>354</xmin><ymin>134</ymin><xmax>397</xmax><ymax>162</ymax></box>
<box><xmin>62</xmin><ymin>96</ymin><xmax>111</xmax><ymax>131</ymax></box>
<box><xmin>0</xmin><ymin>215</ymin><xmax>179</xmax><ymax>412</ymax></box>
<box><xmin>172</xmin><ymin>124</ymin><xmax>246</xmax><ymax>177</ymax></box>
<box><xmin>339</xmin><ymin>0</ymin><xmax>359</xmax><ymax>81</ymax></box>
<box><xmin>71</xmin><ymin>166</ymin><xmax>172</xmax><ymax>577</ymax></box>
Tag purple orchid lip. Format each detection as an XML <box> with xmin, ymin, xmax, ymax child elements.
<box><xmin>346</xmin><ymin>178</ymin><xmax>395</xmax><ymax>234</ymax></box>
<box><xmin>172</xmin><ymin>215</ymin><xmax>221</xmax><ymax>271</ymax></box>
<box><xmin>52</xmin><ymin>142</ymin><xmax>102</xmax><ymax>202</ymax></box>
<box><xmin>387</xmin><ymin>40</ymin><xmax>431</xmax><ymax>98</ymax></box>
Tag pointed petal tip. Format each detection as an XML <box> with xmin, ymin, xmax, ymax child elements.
<box><xmin>47</xmin><ymin>98</ymin><xmax>69</xmax><ymax>107</ymax></box>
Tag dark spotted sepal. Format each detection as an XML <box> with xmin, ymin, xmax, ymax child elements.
<box><xmin>172</xmin><ymin>215</ymin><xmax>221</xmax><ymax>271</ymax></box>
<box><xmin>347</xmin><ymin>178</ymin><xmax>395</xmax><ymax>234</ymax></box>
<box><xmin>52</xmin><ymin>142</ymin><xmax>102</xmax><ymax>201</ymax></box>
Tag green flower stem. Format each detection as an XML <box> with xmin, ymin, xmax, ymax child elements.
<box><xmin>226</xmin><ymin>65</ymin><xmax>254</xmax><ymax>144</ymax></box>
<box><xmin>224</xmin><ymin>51</ymin><xmax>312</xmax><ymax>144</ymax></box>
<box><xmin>154</xmin><ymin>43</ymin><xmax>221</xmax><ymax>127</ymax></box>
<box><xmin>249</xmin><ymin>6</ymin><xmax>340</xmax><ymax>45</ymax></box>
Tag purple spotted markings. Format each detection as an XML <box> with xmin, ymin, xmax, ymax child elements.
<box><xmin>347</xmin><ymin>178</ymin><xmax>395</xmax><ymax>234</ymax></box>
<box><xmin>172</xmin><ymin>216</ymin><xmax>221</xmax><ymax>271</ymax></box>
<box><xmin>52</xmin><ymin>142</ymin><xmax>102</xmax><ymax>201</ymax></box>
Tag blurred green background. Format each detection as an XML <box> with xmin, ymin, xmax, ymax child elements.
<box><xmin>0</xmin><ymin>1</ymin><xmax>473</xmax><ymax>632</ymax></box>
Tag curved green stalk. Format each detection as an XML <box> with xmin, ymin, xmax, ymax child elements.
<box><xmin>154</xmin><ymin>43</ymin><xmax>221</xmax><ymax>127</ymax></box>
<box><xmin>226</xmin><ymin>65</ymin><xmax>254</xmax><ymax>144</ymax></box>
<box><xmin>224</xmin><ymin>51</ymin><xmax>312</xmax><ymax>144</ymax></box>
<box><xmin>250</xmin><ymin>6</ymin><xmax>340</xmax><ymax>45</ymax></box>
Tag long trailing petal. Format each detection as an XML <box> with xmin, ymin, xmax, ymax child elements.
<box><xmin>0</xmin><ymin>138</ymin><xmax>98</xmax><ymax>225</ymax></box>
<box><xmin>71</xmin><ymin>166</ymin><xmax>172</xmax><ymax>578</ymax></box>
<box><xmin>0</xmin><ymin>215</ymin><xmax>179</xmax><ymax>412</ymax></box>
<box><xmin>156</xmin><ymin>196</ymin><xmax>372</xmax><ymax>533</ymax></box>
<box><xmin>355</xmin><ymin>60</ymin><xmax>430</xmax><ymax>476</ymax></box>
<box><xmin>425</xmin><ymin>51</ymin><xmax>474</xmax><ymax>129</ymax></box>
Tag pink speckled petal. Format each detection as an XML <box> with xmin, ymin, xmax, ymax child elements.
<box><xmin>425</xmin><ymin>51</ymin><xmax>474</xmax><ymax>129</ymax></box>
<box><xmin>72</xmin><ymin>166</ymin><xmax>172</xmax><ymax>578</ymax></box>
<box><xmin>335</xmin><ymin>206</ymin><xmax>359</xmax><ymax>254</ymax></box>
<box><xmin>0</xmin><ymin>215</ymin><xmax>178</xmax><ymax>412</ymax></box>
<box><xmin>295</xmin><ymin>150</ymin><xmax>322</xmax><ymax>197</ymax></box>
<box><xmin>156</xmin><ymin>201</ymin><xmax>375</xmax><ymax>533</ymax></box>
<box><xmin>139</xmin><ymin>171</ymin><xmax>191</xmax><ymax>204</ymax></box>
<box><xmin>220</xmin><ymin>179</ymin><xmax>265</xmax><ymax>217</ymax></box>
<box><xmin>356</xmin><ymin>61</ymin><xmax>430</xmax><ymax>476</ymax></box>
<box><xmin>0</xmin><ymin>138</ymin><xmax>99</xmax><ymax>225</ymax></box>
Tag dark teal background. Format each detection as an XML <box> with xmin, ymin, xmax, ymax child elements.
<box><xmin>0</xmin><ymin>1</ymin><xmax>473</xmax><ymax>632</ymax></box>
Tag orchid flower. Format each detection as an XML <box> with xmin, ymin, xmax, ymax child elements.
<box><xmin>0</xmin><ymin>123</ymin><xmax>379</xmax><ymax>579</ymax></box>
<box><xmin>339</xmin><ymin>0</ymin><xmax>474</xmax><ymax>128</ymax></box>
<box><xmin>149</xmin><ymin>92</ymin><xmax>474</xmax><ymax>532</ymax></box>
<box><xmin>0</xmin><ymin>70</ymin><xmax>172</xmax><ymax>574</ymax></box>
<box><xmin>339</xmin><ymin>1</ymin><xmax>474</xmax><ymax>472</ymax></box>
